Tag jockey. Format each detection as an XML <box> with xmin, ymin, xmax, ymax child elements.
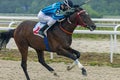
<box><xmin>37</xmin><ymin>0</ymin><xmax>73</xmax><ymax>36</ymax></box>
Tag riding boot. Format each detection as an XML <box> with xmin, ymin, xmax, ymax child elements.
<box><xmin>39</xmin><ymin>24</ymin><xmax>49</xmax><ymax>36</ymax></box>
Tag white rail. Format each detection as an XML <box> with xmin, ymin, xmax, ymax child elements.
<box><xmin>0</xmin><ymin>16</ymin><xmax>37</xmax><ymax>20</ymax></box>
<box><xmin>74</xmin><ymin>30</ymin><xmax>120</xmax><ymax>34</ymax></box>
<box><xmin>74</xmin><ymin>25</ymin><xmax>120</xmax><ymax>63</ymax></box>
<box><xmin>0</xmin><ymin>16</ymin><xmax>120</xmax><ymax>23</ymax></box>
<box><xmin>92</xmin><ymin>18</ymin><xmax>120</xmax><ymax>22</ymax></box>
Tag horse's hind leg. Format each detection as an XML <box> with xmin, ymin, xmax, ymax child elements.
<box><xmin>35</xmin><ymin>49</ymin><xmax>59</xmax><ymax>76</ymax></box>
<box><xmin>16</xmin><ymin>43</ymin><xmax>30</xmax><ymax>80</ymax></box>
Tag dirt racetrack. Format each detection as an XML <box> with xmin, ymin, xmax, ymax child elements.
<box><xmin>1</xmin><ymin>38</ymin><xmax>120</xmax><ymax>80</ymax></box>
<box><xmin>0</xmin><ymin>60</ymin><xmax>120</xmax><ymax>80</ymax></box>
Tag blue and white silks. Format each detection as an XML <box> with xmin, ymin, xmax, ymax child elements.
<box><xmin>41</xmin><ymin>2</ymin><xmax>65</xmax><ymax>20</ymax></box>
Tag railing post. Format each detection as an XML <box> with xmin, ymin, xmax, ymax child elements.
<box><xmin>110</xmin><ymin>34</ymin><xmax>114</xmax><ymax>63</ymax></box>
<box><xmin>8</xmin><ymin>21</ymin><xmax>15</xmax><ymax>28</ymax></box>
<box><xmin>113</xmin><ymin>25</ymin><xmax>120</xmax><ymax>53</ymax></box>
<box><xmin>50</xmin><ymin>52</ymin><xmax>53</xmax><ymax>59</ymax></box>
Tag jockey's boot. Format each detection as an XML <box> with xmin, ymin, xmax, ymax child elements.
<box><xmin>39</xmin><ymin>24</ymin><xmax>49</xmax><ymax>36</ymax></box>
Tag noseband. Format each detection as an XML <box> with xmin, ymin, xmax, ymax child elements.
<box><xmin>60</xmin><ymin>10</ymin><xmax>87</xmax><ymax>35</ymax></box>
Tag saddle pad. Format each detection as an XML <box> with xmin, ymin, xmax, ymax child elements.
<box><xmin>33</xmin><ymin>22</ymin><xmax>51</xmax><ymax>51</ymax></box>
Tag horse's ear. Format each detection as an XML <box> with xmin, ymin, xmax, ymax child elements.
<box><xmin>72</xmin><ymin>5</ymin><xmax>83</xmax><ymax>12</ymax></box>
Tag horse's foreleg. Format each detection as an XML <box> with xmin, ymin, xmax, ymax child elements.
<box><xmin>67</xmin><ymin>48</ymin><xmax>81</xmax><ymax>70</ymax></box>
<box><xmin>57</xmin><ymin>48</ymin><xmax>87</xmax><ymax>76</ymax></box>
<box><xmin>36</xmin><ymin>50</ymin><xmax>59</xmax><ymax>77</ymax></box>
<box><xmin>71</xmin><ymin>59</ymin><xmax>87</xmax><ymax>76</ymax></box>
<box><xmin>67</xmin><ymin>48</ymin><xmax>81</xmax><ymax>58</ymax></box>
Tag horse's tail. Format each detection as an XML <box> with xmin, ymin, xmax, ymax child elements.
<box><xmin>0</xmin><ymin>29</ymin><xmax>15</xmax><ymax>50</ymax></box>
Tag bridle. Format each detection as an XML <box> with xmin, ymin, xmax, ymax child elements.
<box><xmin>60</xmin><ymin>10</ymin><xmax>87</xmax><ymax>35</ymax></box>
<box><xmin>76</xmin><ymin>10</ymin><xmax>87</xmax><ymax>27</ymax></box>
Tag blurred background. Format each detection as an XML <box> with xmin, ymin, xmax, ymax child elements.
<box><xmin>0</xmin><ymin>0</ymin><xmax>120</xmax><ymax>18</ymax></box>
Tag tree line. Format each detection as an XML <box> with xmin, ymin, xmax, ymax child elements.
<box><xmin>0</xmin><ymin>0</ymin><xmax>120</xmax><ymax>18</ymax></box>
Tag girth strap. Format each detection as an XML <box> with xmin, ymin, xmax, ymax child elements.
<box><xmin>44</xmin><ymin>36</ymin><xmax>51</xmax><ymax>51</ymax></box>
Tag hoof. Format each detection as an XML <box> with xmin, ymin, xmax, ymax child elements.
<box><xmin>51</xmin><ymin>71</ymin><xmax>59</xmax><ymax>77</ymax></box>
<box><xmin>81</xmin><ymin>68</ymin><xmax>87</xmax><ymax>76</ymax></box>
<box><xmin>67</xmin><ymin>66</ymin><xmax>72</xmax><ymax>71</ymax></box>
<box><xmin>67</xmin><ymin>65</ymin><xmax>75</xmax><ymax>71</ymax></box>
<box><xmin>54</xmin><ymin>72</ymin><xmax>59</xmax><ymax>77</ymax></box>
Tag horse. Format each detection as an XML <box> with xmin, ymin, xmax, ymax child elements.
<box><xmin>0</xmin><ymin>7</ymin><xmax>96</xmax><ymax>80</ymax></box>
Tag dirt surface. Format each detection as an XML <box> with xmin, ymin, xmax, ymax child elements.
<box><xmin>0</xmin><ymin>60</ymin><xmax>120</xmax><ymax>80</ymax></box>
<box><xmin>0</xmin><ymin>38</ymin><xmax>120</xmax><ymax>80</ymax></box>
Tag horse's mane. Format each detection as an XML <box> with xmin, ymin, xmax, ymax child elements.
<box><xmin>65</xmin><ymin>7</ymin><xmax>83</xmax><ymax>18</ymax></box>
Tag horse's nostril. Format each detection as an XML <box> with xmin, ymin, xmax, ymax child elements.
<box><xmin>87</xmin><ymin>25</ymin><xmax>96</xmax><ymax>31</ymax></box>
<box><xmin>92</xmin><ymin>25</ymin><xmax>96</xmax><ymax>30</ymax></box>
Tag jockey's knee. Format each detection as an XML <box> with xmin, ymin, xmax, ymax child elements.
<box><xmin>48</xmin><ymin>19</ymin><xmax>56</xmax><ymax>27</ymax></box>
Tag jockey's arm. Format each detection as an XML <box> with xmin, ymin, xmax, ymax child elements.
<box><xmin>52</xmin><ymin>14</ymin><xmax>65</xmax><ymax>20</ymax></box>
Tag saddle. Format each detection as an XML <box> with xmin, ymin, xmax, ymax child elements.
<box><xmin>33</xmin><ymin>22</ymin><xmax>52</xmax><ymax>51</ymax></box>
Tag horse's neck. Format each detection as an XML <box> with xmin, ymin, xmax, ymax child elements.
<box><xmin>65</xmin><ymin>23</ymin><xmax>75</xmax><ymax>32</ymax></box>
<box><xmin>47</xmin><ymin>13</ymin><xmax>77</xmax><ymax>49</ymax></box>
<box><xmin>46</xmin><ymin>20</ymin><xmax>74</xmax><ymax>49</ymax></box>
<box><xmin>61</xmin><ymin>18</ymin><xmax>77</xmax><ymax>34</ymax></box>
<box><xmin>49</xmin><ymin>13</ymin><xmax>77</xmax><ymax>35</ymax></box>
<box><xmin>51</xmin><ymin>22</ymin><xmax>72</xmax><ymax>39</ymax></box>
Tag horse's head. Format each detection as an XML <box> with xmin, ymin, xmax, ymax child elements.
<box><xmin>68</xmin><ymin>8</ymin><xmax>96</xmax><ymax>31</ymax></box>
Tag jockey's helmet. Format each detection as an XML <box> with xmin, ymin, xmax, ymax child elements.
<box><xmin>63</xmin><ymin>0</ymin><xmax>73</xmax><ymax>8</ymax></box>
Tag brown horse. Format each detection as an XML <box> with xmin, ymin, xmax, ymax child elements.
<box><xmin>0</xmin><ymin>7</ymin><xmax>96</xmax><ymax>80</ymax></box>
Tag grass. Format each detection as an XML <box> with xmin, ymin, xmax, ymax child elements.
<box><xmin>0</xmin><ymin>49</ymin><xmax>120</xmax><ymax>67</ymax></box>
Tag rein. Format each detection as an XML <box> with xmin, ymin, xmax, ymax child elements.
<box><xmin>59</xmin><ymin>26</ymin><xmax>73</xmax><ymax>35</ymax></box>
<box><xmin>59</xmin><ymin>10</ymin><xmax>87</xmax><ymax>35</ymax></box>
